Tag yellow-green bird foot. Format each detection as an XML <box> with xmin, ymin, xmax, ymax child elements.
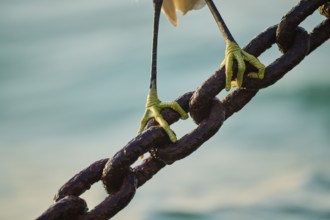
<box><xmin>138</xmin><ymin>86</ymin><xmax>188</xmax><ymax>143</ymax></box>
<box><xmin>222</xmin><ymin>40</ymin><xmax>265</xmax><ymax>91</ymax></box>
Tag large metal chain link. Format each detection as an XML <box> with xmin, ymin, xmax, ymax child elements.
<box><xmin>37</xmin><ymin>1</ymin><xmax>330</xmax><ymax>219</ymax></box>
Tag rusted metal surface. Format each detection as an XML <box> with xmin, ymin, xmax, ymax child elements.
<box><xmin>37</xmin><ymin>1</ymin><xmax>330</xmax><ymax>219</ymax></box>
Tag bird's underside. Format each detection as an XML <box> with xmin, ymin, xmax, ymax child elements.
<box><xmin>161</xmin><ymin>0</ymin><xmax>206</xmax><ymax>26</ymax></box>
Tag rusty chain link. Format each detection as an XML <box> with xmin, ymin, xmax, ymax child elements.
<box><xmin>37</xmin><ymin>1</ymin><xmax>330</xmax><ymax>219</ymax></box>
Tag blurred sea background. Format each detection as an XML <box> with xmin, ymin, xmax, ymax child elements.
<box><xmin>1</xmin><ymin>0</ymin><xmax>330</xmax><ymax>219</ymax></box>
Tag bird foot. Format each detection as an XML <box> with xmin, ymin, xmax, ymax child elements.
<box><xmin>138</xmin><ymin>87</ymin><xmax>188</xmax><ymax>142</ymax></box>
<box><xmin>222</xmin><ymin>40</ymin><xmax>265</xmax><ymax>91</ymax></box>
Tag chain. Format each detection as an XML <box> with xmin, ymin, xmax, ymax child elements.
<box><xmin>37</xmin><ymin>1</ymin><xmax>330</xmax><ymax>219</ymax></box>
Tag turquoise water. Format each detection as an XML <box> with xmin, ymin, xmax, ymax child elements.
<box><xmin>1</xmin><ymin>1</ymin><xmax>330</xmax><ymax>219</ymax></box>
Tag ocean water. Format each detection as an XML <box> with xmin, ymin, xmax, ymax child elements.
<box><xmin>1</xmin><ymin>0</ymin><xmax>330</xmax><ymax>219</ymax></box>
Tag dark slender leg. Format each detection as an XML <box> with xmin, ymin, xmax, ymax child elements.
<box><xmin>138</xmin><ymin>0</ymin><xmax>188</xmax><ymax>143</ymax></box>
<box><xmin>205</xmin><ymin>0</ymin><xmax>236</xmax><ymax>43</ymax></box>
<box><xmin>205</xmin><ymin>0</ymin><xmax>265</xmax><ymax>91</ymax></box>
<box><xmin>149</xmin><ymin>0</ymin><xmax>163</xmax><ymax>90</ymax></box>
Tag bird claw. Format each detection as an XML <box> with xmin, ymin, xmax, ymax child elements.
<box><xmin>138</xmin><ymin>88</ymin><xmax>188</xmax><ymax>143</ymax></box>
<box><xmin>222</xmin><ymin>40</ymin><xmax>265</xmax><ymax>91</ymax></box>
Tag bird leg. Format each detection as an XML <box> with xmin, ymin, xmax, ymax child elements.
<box><xmin>138</xmin><ymin>0</ymin><xmax>188</xmax><ymax>142</ymax></box>
<box><xmin>205</xmin><ymin>0</ymin><xmax>265</xmax><ymax>91</ymax></box>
